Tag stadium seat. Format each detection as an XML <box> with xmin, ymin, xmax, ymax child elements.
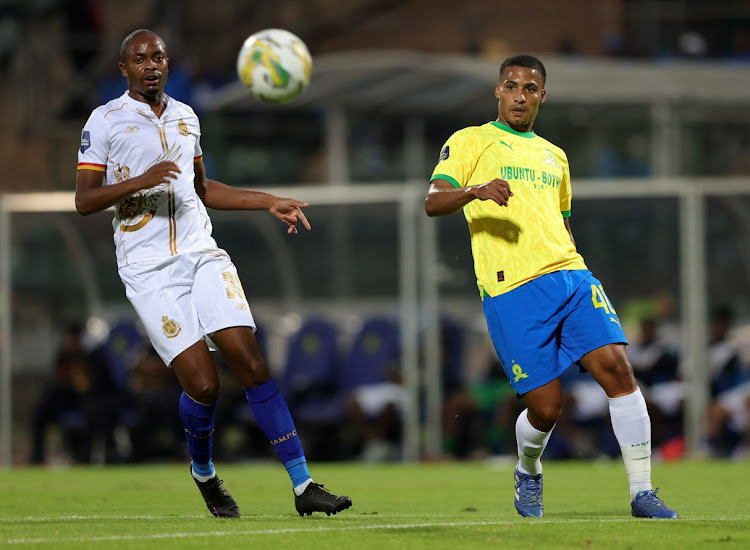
<box><xmin>339</xmin><ymin>316</ymin><xmax>404</xmax><ymax>461</ymax></box>
<box><xmin>99</xmin><ymin>318</ymin><xmax>148</xmax><ymax>391</ymax></box>
<box><xmin>280</xmin><ymin>317</ymin><xmax>343</xmax><ymax>424</ymax></box>
<box><xmin>339</xmin><ymin>316</ymin><xmax>400</xmax><ymax>392</ymax></box>
<box><xmin>439</xmin><ymin>316</ymin><xmax>465</xmax><ymax>394</ymax></box>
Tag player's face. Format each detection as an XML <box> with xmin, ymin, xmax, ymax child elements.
<box><xmin>495</xmin><ymin>66</ymin><xmax>546</xmax><ymax>132</ymax></box>
<box><xmin>119</xmin><ymin>34</ymin><xmax>169</xmax><ymax>99</ymax></box>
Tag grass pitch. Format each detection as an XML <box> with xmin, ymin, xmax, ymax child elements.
<box><xmin>1</xmin><ymin>459</ymin><xmax>748</xmax><ymax>549</ymax></box>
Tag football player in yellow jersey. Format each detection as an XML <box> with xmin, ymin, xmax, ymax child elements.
<box><xmin>425</xmin><ymin>54</ymin><xmax>677</xmax><ymax>519</ymax></box>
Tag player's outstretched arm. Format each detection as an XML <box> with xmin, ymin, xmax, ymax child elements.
<box><xmin>75</xmin><ymin>161</ymin><xmax>181</xmax><ymax>215</ymax></box>
<box><xmin>194</xmin><ymin>160</ymin><xmax>311</xmax><ymax>234</ymax></box>
<box><xmin>425</xmin><ymin>178</ymin><xmax>513</xmax><ymax>217</ymax></box>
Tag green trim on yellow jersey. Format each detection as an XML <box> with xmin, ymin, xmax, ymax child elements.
<box><xmin>430</xmin><ymin>121</ymin><xmax>587</xmax><ymax>298</ymax></box>
<box><xmin>491</xmin><ymin>121</ymin><xmax>536</xmax><ymax>138</ymax></box>
<box><xmin>431</xmin><ymin>174</ymin><xmax>461</xmax><ymax>189</ymax></box>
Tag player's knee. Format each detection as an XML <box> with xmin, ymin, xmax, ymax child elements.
<box><xmin>603</xmin><ymin>356</ymin><xmax>636</xmax><ymax>387</ymax></box>
<box><xmin>529</xmin><ymin>402</ymin><xmax>561</xmax><ymax>431</ymax></box>
<box><xmin>243</xmin><ymin>357</ymin><xmax>271</xmax><ymax>386</ymax></box>
<box><xmin>190</xmin><ymin>381</ymin><xmax>220</xmax><ymax>403</ymax></box>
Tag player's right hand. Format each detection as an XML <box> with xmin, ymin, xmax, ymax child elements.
<box><xmin>139</xmin><ymin>161</ymin><xmax>181</xmax><ymax>189</ymax></box>
<box><xmin>471</xmin><ymin>178</ymin><xmax>514</xmax><ymax>207</ymax></box>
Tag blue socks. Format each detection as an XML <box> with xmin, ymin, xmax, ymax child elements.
<box><xmin>246</xmin><ymin>379</ymin><xmax>311</xmax><ymax>488</ymax></box>
<box><xmin>179</xmin><ymin>392</ymin><xmax>216</xmax><ymax>479</ymax></box>
<box><xmin>179</xmin><ymin>381</ymin><xmax>310</xmax><ymax>490</ymax></box>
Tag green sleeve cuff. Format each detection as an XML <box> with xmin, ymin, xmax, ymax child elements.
<box><xmin>431</xmin><ymin>174</ymin><xmax>461</xmax><ymax>189</ymax></box>
<box><xmin>561</xmin><ymin>210</ymin><xmax>571</xmax><ymax>218</ymax></box>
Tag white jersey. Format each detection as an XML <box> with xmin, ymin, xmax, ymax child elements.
<box><xmin>77</xmin><ymin>92</ymin><xmax>218</xmax><ymax>266</ymax></box>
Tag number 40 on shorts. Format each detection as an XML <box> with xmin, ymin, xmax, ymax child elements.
<box><xmin>590</xmin><ymin>284</ymin><xmax>617</xmax><ymax>315</ymax></box>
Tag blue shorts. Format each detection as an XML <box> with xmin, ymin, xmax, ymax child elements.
<box><xmin>482</xmin><ymin>270</ymin><xmax>627</xmax><ymax>395</ymax></box>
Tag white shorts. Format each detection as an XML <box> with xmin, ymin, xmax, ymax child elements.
<box><xmin>118</xmin><ymin>248</ymin><xmax>256</xmax><ymax>365</ymax></box>
<box><xmin>718</xmin><ymin>381</ymin><xmax>750</xmax><ymax>433</ymax></box>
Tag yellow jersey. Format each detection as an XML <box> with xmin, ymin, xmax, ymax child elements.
<box><xmin>431</xmin><ymin>121</ymin><xmax>587</xmax><ymax>297</ymax></box>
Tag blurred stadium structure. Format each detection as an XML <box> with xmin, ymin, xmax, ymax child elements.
<box><xmin>3</xmin><ymin>0</ymin><xmax>750</xmax><ymax>466</ymax></box>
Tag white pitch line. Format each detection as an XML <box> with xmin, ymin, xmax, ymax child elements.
<box><xmin>4</xmin><ymin>516</ymin><xmax>750</xmax><ymax>545</ymax></box>
<box><xmin>3</xmin><ymin>513</ymin><xmax>750</xmax><ymax>523</ymax></box>
<box><xmin>0</xmin><ymin>514</ymin><xmax>207</xmax><ymax>523</ymax></box>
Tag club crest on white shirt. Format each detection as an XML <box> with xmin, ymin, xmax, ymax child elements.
<box><xmin>177</xmin><ymin>119</ymin><xmax>190</xmax><ymax>136</ymax></box>
<box><xmin>118</xmin><ymin>189</ymin><xmax>162</xmax><ymax>231</ymax></box>
<box><xmin>114</xmin><ymin>164</ymin><xmax>131</xmax><ymax>183</ymax></box>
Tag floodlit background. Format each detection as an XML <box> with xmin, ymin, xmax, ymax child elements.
<box><xmin>2</xmin><ymin>0</ymin><xmax>750</xmax><ymax>468</ymax></box>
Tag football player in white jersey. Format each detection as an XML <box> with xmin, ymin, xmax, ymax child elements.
<box><xmin>75</xmin><ymin>29</ymin><xmax>352</xmax><ymax>519</ymax></box>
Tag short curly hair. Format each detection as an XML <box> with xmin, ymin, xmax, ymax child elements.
<box><xmin>498</xmin><ymin>54</ymin><xmax>546</xmax><ymax>84</ymax></box>
<box><xmin>120</xmin><ymin>29</ymin><xmax>161</xmax><ymax>62</ymax></box>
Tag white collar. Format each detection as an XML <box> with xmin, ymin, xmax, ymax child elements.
<box><xmin>119</xmin><ymin>91</ymin><xmax>172</xmax><ymax>120</ymax></box>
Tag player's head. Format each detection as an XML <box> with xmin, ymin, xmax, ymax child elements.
<box><xmin>119</xmin><ymin>29</ymin><xmax>169</xmax><ymax>99</ymax></box>
<box><xmin>494</xmin><ymin>54</ymin><xmax>546</xmax><ymax>132</ymax></box>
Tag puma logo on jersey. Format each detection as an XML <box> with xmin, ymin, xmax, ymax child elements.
<box><xmin>542</xmin><ymin>149</ymin><xmax>560</xmax><ymax>168</ymax></box>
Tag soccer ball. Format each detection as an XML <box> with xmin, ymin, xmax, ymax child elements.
<box><xmin>236</xmin><ymin>28</ymin><xmax>312</xmax><ymax>104</ymax></box>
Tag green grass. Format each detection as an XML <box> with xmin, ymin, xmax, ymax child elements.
<box><xmin>1</xmin><ymin>460</ymin><xmax>748</xmax><ymax>549</ymax></box>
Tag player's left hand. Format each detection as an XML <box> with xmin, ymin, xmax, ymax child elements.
<box><xmin>270</xmin><ymin>198</ymin><xmax>311</xmax><ymax>234</ymax></box>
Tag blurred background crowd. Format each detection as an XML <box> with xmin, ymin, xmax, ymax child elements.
<box><xmin>23</xmin><ymin>302</ymin><xmax>750</xmax><ymax>466</ymax></box>
<box><xmin>3</xmin><ymin>0</ymin><xmax>750</xmax><ymax>466</ymax></box>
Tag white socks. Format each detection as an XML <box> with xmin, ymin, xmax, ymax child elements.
<box><xmin>515</xmin><ymin>409</ymin><xmax>553</xmax><ymax>476</ymax></box>
<box><xmin>191</xmin><ymin>467</ymin><xmax>216</xmax><ymax>483</ymax></box>
<box><xmin>608</xmin><ymin>388</ymin><xmax>652</xmax><ymax>499</ymax></box>
<box><xmin>515</xmin><ymin>389</ymin><xmax>652</xmax><ymax>500</ymax></box>
<box><xmin>293</xmin><ymin>478</ymin><xmax>313</xmax><ymax>496</ymax></box>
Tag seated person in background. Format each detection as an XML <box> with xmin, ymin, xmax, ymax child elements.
<box><xmin>628</xmin><ymin>317</ymin><xmax>683</xmax><ymax>448</ymax></box>
<box><xmin>708</xmin><ymin>305</ymin><xmax>748</xmax><ymax>398</ymax></box>
<box><xmin>345</xmin><ymin>363</ymin><xmax>406</xmax><ymax>462</ymax></box>
<box><xmin>442</xmin><ymin>357</ymin><xmax>520</xmax><ymax>459</ymax></box>
<box><xmin>31</xmin><ymin>323</ymin><xmax>117</xmax><ymax>464</ymax></box>
<box><xmin>701</xmin><ymin>306</ymin><xmax>750</xmax><ymax>457</ymax></box>
<box><xmin>127</xmin><ymin>346</ymin><xmax>185</xmax><ymax>462</ymax></box>
<box><xmin>706</xmin><ymin>379</ymin><xmax>750</xmax><ymax>457</ymax></box>
<box><xmin>558</xmin><ymin>366</ymin><xmax>616</xmax><ymax>459</ymax></box>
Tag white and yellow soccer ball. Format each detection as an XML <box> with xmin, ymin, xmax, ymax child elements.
<box><xmin>236</xmin><ymin>28</ymin><xmax>312</xmax><ymax>104</ymax></box>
